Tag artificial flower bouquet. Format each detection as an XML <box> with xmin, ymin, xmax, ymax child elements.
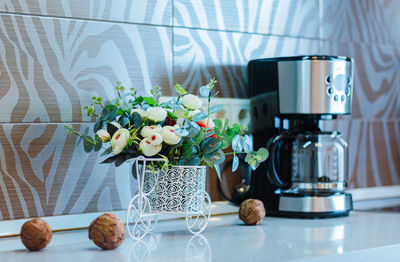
<box><xmin>65</xmin><ymin>79</ymin><xmax>268</xmax><ymax>178</ymax></box>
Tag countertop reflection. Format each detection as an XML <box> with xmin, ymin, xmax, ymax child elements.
<box><xmin>1</xmin><ymin>211</ymin><xmax>400</xmax><ymax>261</ymax></box>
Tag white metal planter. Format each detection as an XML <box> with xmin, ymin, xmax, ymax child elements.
<box><xmin>126</xmin><ymin>156</ymin><xmax>212</xmax><ymax>240</ymax></box>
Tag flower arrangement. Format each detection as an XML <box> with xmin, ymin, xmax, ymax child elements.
<box><xmin>65</xmin><ymin>79</ymin><xmax>268</xmax><ymax>177</ymax></box>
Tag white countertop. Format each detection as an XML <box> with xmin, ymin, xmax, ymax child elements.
<box><xmin>1</xmin><ymin>210</ymin><xmax>400</xmax><ymax>262</ymax></box>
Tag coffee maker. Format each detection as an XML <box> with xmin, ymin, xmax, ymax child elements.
<box><xmin>249</xmin><ymin>55</ymin><xmax>353</xmax><ymax>218</ymax></box>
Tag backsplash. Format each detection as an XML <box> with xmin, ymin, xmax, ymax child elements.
<box><xmin>0</xmin><ymin>0</ymin><xmax>398</xmax><ymax>220</ymax></box>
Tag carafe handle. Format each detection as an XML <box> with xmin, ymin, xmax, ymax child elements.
<box><xmin>267</xmin><ymin>134</ymin><xmax>293</xmax><ymax>189</ymax></box>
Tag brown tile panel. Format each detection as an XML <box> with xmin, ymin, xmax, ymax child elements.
<box><xmin>320</xmin><ymin>41</ymin><xmax>400</xmax><ymax>119</ymax></box>
<box><xmin>0</xmin><ymin>123</ymin><xmax>137</xmax><ymax>220</ymax></box>
<box><xmin>320</xmin><ymin>0</ymin><xmax>400</xmax><ymax>46</ymax></box>
<box><xmin>174</xmin><ymin>0</ymin><xmax>320</xmax><ymax>38</ymax></box>
<box><xmin>173</xmin><ymin>28</ymin><xmax>320</xmax><ymax>98</ymax></box>
<box><xmin>0</xmin><ymin>14</ymin><xmax>172</xmax><ymax>123</ymax></box>
<box><xmin>0</xmin><ymin>0</ymin><xmax>172</xmax><ymax>26</ymax></box>
<box><xmin>321</xmin><ymin>119</ymin><xmax>400</xmax><ymax>188</ymax></box>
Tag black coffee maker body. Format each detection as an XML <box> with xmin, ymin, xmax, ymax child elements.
<box><xmin>249</xmin><ymin>56</ymin><xmax>354</xmax><ymax>218</ymax></box>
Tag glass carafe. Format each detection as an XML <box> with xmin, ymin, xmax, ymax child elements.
<box><xmin>267</xmin><ymin>131</ymin><xmax>348</xmax><ymax>193</ymax></box>
<box><xmin>290</xmin><ymin>132</ymin><xmax>348</xmax><ymax>193</ymax></box>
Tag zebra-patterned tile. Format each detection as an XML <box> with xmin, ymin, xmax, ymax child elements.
<box><xmin>0</xmin><ymin>14</ymin><xmax>172</xmax><ymax>123</ymax></box>
<box><xmin>174</xmin><ymin>0</ymin><xmax>320</xmax><ymax>38</ymax></box>
<box><xmin>320</xmin><ymin>40</ymin><xmax>400</xmax><ymax>119</ymax></box>
<box><xmin>320</xmin><ymin>0</ymin><xmax>400</xmax><ymax>46</ymax></box>
<box><xmin>173</xmin><ymin>27</ymin><xmax>320</xmax><ymax>98</ymax></box>
<box><xmin>321</xmin><ymin>119</ymin><xmax>400</xmax><ymax>188</ymax></box>
<box><xmin>0</xmin><ymin>123</ymin><xmax>137</xmax><ymax>220</ymax></box>
<box><xmin>0</xmin><ymin>0</ymin><xmax>172</xmax><ymax>26</ymax></box>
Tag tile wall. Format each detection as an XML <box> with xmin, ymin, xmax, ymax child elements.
<box><xmin>0</xmin><ymin>0</ymin><xmax>398</xmax><ymax>220</ymax></box>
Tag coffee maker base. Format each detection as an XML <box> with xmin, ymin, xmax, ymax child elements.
<box><xmin>266</xmin><ymin>193</ymin><xmax>353</xmax><ymax>219</ymax></box>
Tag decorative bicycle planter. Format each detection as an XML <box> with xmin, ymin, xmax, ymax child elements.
<box><xmin>126</xmin><ymin>156</ymin><xmax>212</xmax><ymax>240</ymax></box>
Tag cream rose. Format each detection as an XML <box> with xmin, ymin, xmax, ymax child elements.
<box><xmin>141</xmin><ymin>125</ymin><xmax>162</xmax><ymax>138</ymax></box>
<box><xmin>161</xmin><ymin>126</ymin><xmax>181</xmax><ymax>145</ymax></box>
<box><xmin>148</xmin><ymin>132</ymin><xmax>163</xmax><ymax>146</ymax></box>
<box><xmin>182</xmin><ymin>94</ymin><xmax>202</xmax><ymax>110</ymax></box>
<box><xmin>196</xmin><ymin>118</ymin><xmax>215</xmax><ymax>129</ymax></box>
<box><xmin>146</xmin><ymin>107</ymin><xmax>167</xmax><ymax>122</ymax></box>
<box><xmin>131</xmin><ymin>108</ymin><xmax>147</xmax><ymax>118</ymax></box>
<box><xmin>140</xmin><ymin>138</ymin><xmax>162</xmax><ymax>157</ymax></box>
<box><xmin>174</xmin><ymin>108</ymin><xmax>187</xmax><ymax>118</ymax></box>
<box><xmin>96</xmin><ymin>129</ymin><xmax>111</xmax><ymax>142</ymax></box>
<box><xmin>110</xmin><ymin>128</ymin><xmax>130</xmax><ymax>155</ymax></box>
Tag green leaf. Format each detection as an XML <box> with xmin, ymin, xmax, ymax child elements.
<box><xmin>133</xmin><ymin>96</ymin><xmax>144</xmax><ymax>106</ymax></box>
<box><xmin>131</xmin><ymin>112</ymin><xmax>142</xmax><ymax>128</ymax></box>
<box><xmin>256</xmin><ymin>148</ymin><xmax>269</xmax><ymax>162</ymax></box>
<box><xmin>213</xmin><ymin>119</ymin><xmax>223</xmax><ymax>130</ymax></box>
<box><xmin>231</xmin><ymin>123</ymin><xmax>241</xmax><ymax>134</ymax></box>
<box><xmin>203</xmin><ymin>150</ymin><xmax>225</xmax><ymax>165</ymax></box>
<box><xmin>107</xmin><ymin>110</ymin><xmax>117</xmax><ymax>121</ymax></box>
<box><xmin>83</xmin><ymin>136</ymin><xmax>94</xmax><ymax>153</ymax></box>
<box><xmin>117</xmin><ymin>108</ymin><xmax>124</xmax><ymax>115</ymax></box>
<box><xmin>180</xmin><ymin>156</ymin><xmax>200</xmax><ymax>166</ymax></box>
<box><xmin>223</xmin><ymin>118</ymin><xmax>229</xmax><ymax>130</ymax></box>
<box><xmin>167</xmin><ymin>111</ymin><xmax>178</xmax><ymax>120</ymax></box>
<box><xmin>201</xmin><ymin>137</ymin><xmax>222</xmax><ymax>155</ymax></box>
<box><xmin>209</xmin><ymin>104</ymin><xmax>224</xmax><ymax>114</ymax></box>
<box><xmin>220</xmin><ymin>134</ymin><xmax>232</xmax><ymax>150</ymax></box>
<box><xmin>143</xmin><ymin>97</ymin><xmax>158</xmax><ymax>106</ymax></box>
<box><xmin>94</xmin><ymin>135</ymin><xmax>102</xmax><ymax>152</ymax></box>
<box><xmin>174</xmin><ymin>84</ymin><xmax>187</xmax><ymax>95</ymax></box>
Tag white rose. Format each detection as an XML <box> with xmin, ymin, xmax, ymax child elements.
<box><xmin>174</xmin><ymin>108</ymin><xmax>187</xmax><ymax>118</ymax></box>
<box><xmin>131</xmin><ymin>108</ymin><xmax>147</xmax><ymax>118</ymax></box>
<box><xmin>110</xmin><ymin>128</ymin><xmax>130</xmax><ymax>155</ymax></box>
<box><xmin>141</xmin><ymin>125</ymin><xmax>162</xmax><ymax>138</ymax></box>
<box><xmin>176</xmin><ymin>118</ymin><xmax>185</xmax><ymax>126</ymax></box>
<box><xmin>96</xmin><ymin>130</ymin><xmax>111</xmax><ymax>142</ymax></box>
<box><xmin>140</xmin><ymin>138</ymin><xmax>162</xmax><ymax>157</ymax></box>
<box><xmin>147</xmin><ymin>132</ymin><xmax>163</xmax><ymax>146</ymax></box>
<box><xmin>146</xmin><ymin>107</ymin><xmax>167</xmax><ymax>122</ymax></box>
<box><xmin>196</xmin><ymin>118</ymin><xmax>215</xmax><ymax>129</ymax></box>
<box><xmin>182</xmin><ymin>94</ymin><xmax>202</xmax><ymax>110</ymax></box>
<box><xmin>161</xmin><ymin>126</ymin><xmax>181</xmax><ymax>145</ymax></box>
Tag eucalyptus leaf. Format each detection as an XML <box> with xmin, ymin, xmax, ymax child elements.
<box><xmin>243</xmin><ymin>135</ymin><xmax>253</xmax><ymax>153</ymax></box>
<box><xmin>199</xmin><ymin>85</ymin><xmax>211</xmax><ymax>97</ymax></box>
<box><xmin>187</xmin><ymin>121</ymin><xmax>201</xmax><ymax>138</ymax></box>
<box><xmin>203</xmin><ymin>150</ymin><xmax>225</xmax><ymax>165</ymax></box>
<box><xmin>94</xmin><ymin>135</ymin><xmax>102</xmax><ymax>152</ymax></box>
<box><xmin>93</xmin><ymin>119</ymin><xmax>104</xmax><ymax>132</ymax></box>
<box><xmin>232</xmin><ymin>155</ymin><xmax>239</xmax><ymax>172</ymax></box>
<box><xmin>107</xmin><ymin>110</ymin><xmax>117</xmax><ymax>121</ymax></box>
<box><xmin>131</xmin><ymin>112</ymin><xmax>142</xmax><ymax>128</ymax></box>
<box><xmin>174</xmin><ymin>128</ymin><xmax>189</xmax><ymax>137</ymax></box>
<box><xmin>101</xmin><ymin>146</ymin><xmax>112</xmax><ymax>156</ymax></box>
<box><xmin>192</xmin><ymin>111</ymin><xmax>208</xmax><ymax>122</ymax></box>
<box><xmin>232</xmin><ymin>135</ymin><xmax>243</xmax><ymax>152</ymax></box>
<box><xmin>201</xmin><ymin>137</ymin><xmax>222</xmax><ymax>154</ymax></box>
<box><xmin>168</xmin><ymin>103</ymin><xmax>182</xmax><ymax>110</ymax></box>
<box><xmin>214</xmin><ymin>164</ymin><xmax>221</xmax><ymax>180</ymax></box>
<box><xmin>209</xmin><ymin>104</ymin><xmax>224</xmax><ymax>114</ymax></box>
<box><xmin>83</xmin><ymin>136</ymin><xmax>94</xmax><ymax>153</ymax></box>
<box><xmin>83</xmin><ymin>127</ymin><xmax>89</xmax><ymax>137</ymax></box>
<box><xmin>76</xmin><ymin>136</ymin><xmax>83</xmax><ymax>146</ymax></box>
<box><xmin>119</xmin><ymin>116</ymin><xmax>130</xmax><ymax>128</ymax></box>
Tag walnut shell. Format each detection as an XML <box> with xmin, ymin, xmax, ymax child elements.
<box><xmin>239</xmin><ymin>199</ymin><xmax>266</xmax><ymax>225</ymax></box>
<box><xmin>20</xmin><ymin>218</ymin><xmax>52</xmax><ymax>251</ymax></box>
<box><xmin>88</xmin><ymin>213</ymin><xmax>126</xmax><ymax>250</ymax></box>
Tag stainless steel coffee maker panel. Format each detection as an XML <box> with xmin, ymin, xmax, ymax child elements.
<box><xmin>277</xmin><ymin>59</ymin><xmax>354</xmax><ymax>115</ymax></box>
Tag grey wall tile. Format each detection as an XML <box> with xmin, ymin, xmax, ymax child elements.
<box><xmin>0</xmin><ymin>14</ymin><xmax>172</xmax><ymax>123</ymax></box>
<box><xmin>320</xmin><ymin>0</ymin><xmax>400</xmax><ymax>46</ymax></box>
<box><xmin>173</xmin><ymin>28</ymin><xmax>320</xmax><ymax>98</ymax></box>
<box><xmin>174</xmin><ymin>0</ymin><xmax>320</xmax><ymax>38</ymax></box>
<box><xmin>0</xmin><ymin>0</ymin><xmax>172</xmax><ymax>26</ymax></box>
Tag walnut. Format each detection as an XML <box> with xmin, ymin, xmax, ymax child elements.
<box><xmin>239</xmin><ymin>199</ymin><xmax>266</xmax><ymax>225</ymax></box>
<box><xmin>20</xmin><ymin>218</ymin><xmax>52</xmax><ymax>251</ymax></box>
<box><xmin>88</xmin><ymin>213</ymin><xmax>126</xmax><ymax>250</ymax></box>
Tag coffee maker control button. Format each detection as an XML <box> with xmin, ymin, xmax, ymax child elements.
<box><xmin>327</xmin><ymin>87</ymin><xmax>333</xmax><ymax>95</ymax></box>
<box><xmin>334</xmin><ymin>95</ymin><xmax>339</xmax><ymax>102</ymax></box>
<box><xmin>325</xmin><ymin>75</ymin><xmax>331</xmax><ymax>84</ymax></box>
<box><xmin>345</xmin><ymin>88</ymin><xmax>351</xmax><ymax>96</ymax></box>
<box><xmin>347</xmin><ymin>76</ymin><xmax>352</xmax><ymax>84</ymax></box>
<box><xmin>341</xmin><ymin>95</ymin><xmax>345</xmax><ymax>102</ymax></box>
